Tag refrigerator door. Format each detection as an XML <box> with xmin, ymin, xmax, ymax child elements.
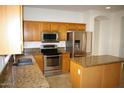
<box><xmin>66</xmin><ymin>31</ymin><xmax>74</xmax><ymax>57</ymax></box>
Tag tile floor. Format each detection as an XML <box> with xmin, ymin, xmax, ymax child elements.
<box><xmin>46</xmin><ymin>73</ymin><xmax>72</xmax><ymax>88</ymax></box>
<box><xmin>46</xmin><ymin>69</ymin><xmax>124</xmax><ymax>88</ymax></box>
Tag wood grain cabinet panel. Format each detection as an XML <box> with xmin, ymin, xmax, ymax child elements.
<box><xmin>67</xmin><ymin>23</ymin><xmax>86</xmax><ymax>31</ymax></box>
<box><xmin>76</xmin><ymin>24</ymin><xmax>86</xmax><ymax>31</ymax></box>
<box><xmin>24</xmin><ymin>21</ymin><xmax>33</xmax><ymax>41</ymax></box>
<box><xmin>58</xmin><ymin>23</ymin><xmax>67</xmax><ymax>41</ymax></box>
<box><xmin>70</xmin><ymin>60</ymin><xmax>121</xmax><ymax>88</ymax></box>
<box><xmin>62</xmin><ymin>52</ymin><xmax>70</xmax><ymax>73</ymax></box>
<box><xmin>32</xmin><ymin>22</ymin><xmax>41</xmax><ymax>41</ymax></box>
<box><xmin>67</xmin><ymin>23</ymin><xmax>76</xmax><ymax>31</ymax></box>
<box><xmin>51</xmin><ymin>23</ymin><xmax>60</xmax><ymax>32</ymax></box>
<box><xmin>81</xmin><ymin>66</ymin><xmax>103</xmax><ymax>88</ymax></box>
<box><xmin>42</xmin><ymin>22</ymin><xmax>51</xmax><ymax>32</ymax></box>
<box><xmin>34</xmin><ymin>54</ymin><xmax>44</xmax><ymax>72</ymax></box>
<box><xmin>24</xmin><ymin>21</ymin><xmax>41</xmax><ymax>41</ymax></box>
<box><xmin>70</xmin><ymin>60</ymin><xmax>82</xmax><ymax>88</ymax></box>
<box><xmin>23</xmin><ymin>21</ymin><xmax>86</xmax><ymax>41</ymax></box>
<box><xmin>102</xmin><ymin>63</ymin><xmax>121</xmax><ymax>88</ymax></box>
<box><xmin>0</xmin><ymin>5</ymin><xmax>23</xmax><ymax>55</ymax></box>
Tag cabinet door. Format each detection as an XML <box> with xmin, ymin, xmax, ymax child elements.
<box><xmin>67</xmin><ymin>23</ymin><xmax>86</xmax><ymax>31</ymax></box>
<box><xmin>62</xmin><ymin>52</ymin><xmax>70</xmax><ymax>73</ymax></box>
<box><xmin>24</xmin><ymin>21</ymin><xmax>33</xmax><ymax>41</ymax></box>
<box><xmin>59</xmin><ymin>23</ymin><xmax>67</xmax><ymax>41</ymax></box>
<box><xmin>76</xmin><ymin>24</ymin><xmax>86</xmax><ymax>31</ymax></box>
<box><xmin>32</xmin><ymin>22</ymin><xmax>41</xmax><ymax>41</ymax></box>
<box><xmin>67</xmin><ymin>23</ymin><xmax>77</xmax><ymax>31</ymax></box>
<box><xmin>24</xmin><ymin>21</ymin><xmax>41</xmax><ymax>41</ymax></box>
<box><xmin>0</xmin><ymin>5</ymin><xmax>23</xmax><ymax>55</ymax></box>
<box><xmin>102</xmin><ymin>63</ymin><xmax>121</xmax><ymax>88</ymax></box>
<box><xmin>51</xmin><ymin>23</ymin><xmax>60</xmax><ymax>32</ymax></box>
<box><xmin>70</xmin><ymin>60</ymin><xmax>82</xmax><ymax>88</ymax></box>
<box><xmin>34</xmin><ymin>54</ymin><xmax>44</xmax><ymax>72</ymax></box>
<box><xmin>42</xmin><ymin>22</ymin><xmax>51</xmax><ymax>32</ymax></box>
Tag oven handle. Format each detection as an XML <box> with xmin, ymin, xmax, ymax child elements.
<box><xmin>44</xmin><ymin>55</ymin><xmax>61</xmax><ymax>58</ymax></box>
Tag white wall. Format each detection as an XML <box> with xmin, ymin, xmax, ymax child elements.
<box><xmin>99</xmin><ymin>20</ymin><xmax>111</xmax><ymax>55</ymax></box>
<box><xmin>119</xmin><ymin>17</ymin><xmax>124</xmax><ymax>58</ymax></box>
<box><xmin>93</xmin><ymin>20</ymin><xmax>100</xmax><ymax>55</ymax></box>
<box><xmin>108</xmin><ymin>10</ymin><xmax>124</xmax><ymax>57</ymax></box>
<box><xmin>91</xmin><ymin>10</ymin><xmax>124</xmax><ymax>57</ymax></box>
<box><xmin>24</xmin><ymin>7</ymin><xmax>85</xmax><ymax>24</ymax></box>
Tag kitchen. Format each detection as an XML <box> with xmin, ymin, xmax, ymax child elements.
<box><xmin>0</xmin><ymin>5</ymin><xmax>124</xmax><ymax>88</ymax></box>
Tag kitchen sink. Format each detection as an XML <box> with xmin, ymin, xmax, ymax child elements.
<box><xmin>13</xmin><ymin>58</ymin><xmax>33</xmax><ymax>66</ymax></box>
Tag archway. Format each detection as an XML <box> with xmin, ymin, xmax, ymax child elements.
<box><xmin>119</xmin><ymin>16</ymin><xmax>124</xmax><ymax>58</ymax></box>
<box><xmin>92</xmin><ymin>16</ymin><xmax>110</xmax><ymax>55</ymax></box>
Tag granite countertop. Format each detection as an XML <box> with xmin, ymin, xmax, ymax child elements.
<box><xmin>24</xmin><ymin>48</ymin><xmax>42</xmax><ymax>55</ymax></box>
<box><xmin>13</xmin><ymin>56</ymin><xmax>49</xmax><ymax>88</ymax></box>
<box><xmin>71</xmin><ymin>55</ymin><xmax>124</xmax><ymax>67</ymax></box>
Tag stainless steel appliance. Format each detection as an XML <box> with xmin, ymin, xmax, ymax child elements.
<box><xmin>41</xmin><ymin>32</ymin><xmax>58</xmax><ymax>42</ymax></box>
<box><xmin>66</xmin><ymin>31</ymin><xmax>92</xmax><ymax>57</ymax></box>
<box><xmin>44</xmin><ymin>55</ymin><xmax>61</xmax><ymax>76</ymax></box>
<box><xmin>41</xmin><ymin>45</ymin><xmax>62</xmax><ymax>76</ymax></box>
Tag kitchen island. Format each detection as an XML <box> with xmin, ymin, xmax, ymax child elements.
<box><xmin>70</xmin><ymin>55</ymin><xmax>124</xmax><ymax>88</ymax></box>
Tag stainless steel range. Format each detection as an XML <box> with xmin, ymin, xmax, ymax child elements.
<box><xmin>41</xmin><ymin>45</ymin><xmax>62</xmax><ymax>76</ymax></box>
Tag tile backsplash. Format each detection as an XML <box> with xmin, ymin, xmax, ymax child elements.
<box><xmin>24</xmin><ymin>41</ymin><xmax>66</xmax><ymax>49</ymax></box>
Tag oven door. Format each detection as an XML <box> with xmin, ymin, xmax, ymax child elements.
<box><xmin>44</xmin><ymin>55</ymin><xmax>61</xmax><ymax>71</ymax></box>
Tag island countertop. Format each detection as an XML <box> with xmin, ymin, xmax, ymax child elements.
<box><xmin>71</xmin><ymin>55</ymin><xmax>124</xmax><ymax>67</ymax></box>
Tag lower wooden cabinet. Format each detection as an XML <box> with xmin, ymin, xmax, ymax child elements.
<box><xmin>70</xmin><ymin>60</ymin><xmax>82</xmax><ymax>88</ymax></box>
<box><xmin>34</xmin><ymin>54</ymin><xmax>44</xmax><ymax>72</ymax></box>
<box><xmin>70</xmin><ymin>60</ymin><xmax>121</xmax><ymax>88</ymax></box>
<box><xmin>62</xmin><ymin>52</ymin><xmax>70</xmax><ymax>73</ymax></box>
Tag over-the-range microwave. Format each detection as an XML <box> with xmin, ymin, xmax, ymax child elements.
<box><xmin>41</xmin><ymin>32</ymin><xmax>59</xmax><ymax>42</ymax></box>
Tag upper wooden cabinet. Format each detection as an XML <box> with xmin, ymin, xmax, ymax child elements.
<box><xmin>58</xmin><ymin>23</ymin><xmax>67</xmax><ymax>41</ymax></box>
<box><xmin>0</xmin><ymin>5</ymin><xmax>23</xmax><ymax>55</ymax></box>
<box><xmin>24</xmin><ymin>21</ymin><xmax>41</xmax><ymax>41</ymax></box>
<box><xmin>42</xmin><ymin>22</ymin><xmax>51</xmax><ymax>32</ymax></box>
<box><xmin>24</xmin><ymin>21</ymin><xmax>86</xmax><ymax>41</ymax></box>
<box><xmin>67</xmin><ymin>23</ymin><xmax>86</xmax><ymax>31</ymax></box>
<box><xmin>51</xmin><ymin>23</ymin><xmax>60</xmax><ymax>32</ymax></box>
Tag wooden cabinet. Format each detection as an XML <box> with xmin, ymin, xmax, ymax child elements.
<box><xmin>67</xmin><ymin>23</ymin><xmax>85</xmax><ymax>31</ymax></box>
<box><xmin>62</xmin><ymin>52</ymin><xmax>70</xmax><ymax>73</ymax></box>
<box><xmin>102</xmin><ymin>63</ymin><xmax>121</xmax><ymax>87</ymax></box>
<box><xmin>24</xmin><ymin>21</ymin><xmax>41</xmax><ymax>41</ymax></box>
<box><xmin>34</xmin><ymin>54</ymin><xmax>44</xmax><ymax>72</ymax></box>
<box><xmin>70</xmin><ymin>60</ymin><xmax>121</xmax><ymax>88</ymax></box>
<box><xmin>58</xmin><ymin>23</ymin><xmax>67</xmax><ymax>41</ymax></box>
<box><xmin>76</xmin><ymin>24</ymin><xmax>86</xmax><ymax>31</ymax></box>
<box><xmin>24</xmin><ymin>21</ymin><xmax>86</xmax><ymax>41</ymax></box>
<box><xmin>0</xmin><ymin>5</ymin><xmax>23</xmax><ymax>55</ymax></box>
<box><xmin>70</xmin><ymin>60</ymin><xmax>82</xmax><ymax>87</ymax></box>
<box><xmin>42</xmin><ymin>22</ymin><xmax>51</xmax><ymax>32</ymax></box>
<box><xmin>51</xmin><ymin>23</ymin><xmax>60</xmax><ymax>32</ymax></box>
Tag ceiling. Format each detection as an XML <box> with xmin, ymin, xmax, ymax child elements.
<box><xmin>24</xmin><ymin>5</ymin><xmax>124</xmax><ymax>12</ymax></box>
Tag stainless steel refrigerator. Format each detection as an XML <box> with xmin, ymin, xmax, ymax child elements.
<box><xmin>66</xmin><ymin>31</ymin><xmax>92</xmax><ymax>57</ymax></box>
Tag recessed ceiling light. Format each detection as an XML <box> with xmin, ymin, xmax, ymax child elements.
<box><xmin>105</xmin><ymin>6</ymin><xmax>111</xmax><ymax>10</ymax></box>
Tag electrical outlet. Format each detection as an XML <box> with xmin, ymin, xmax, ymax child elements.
<box><xmin>77</xmin><ymin>69</ymin><xmax>80</xmax><ymax>75</ymax></box>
